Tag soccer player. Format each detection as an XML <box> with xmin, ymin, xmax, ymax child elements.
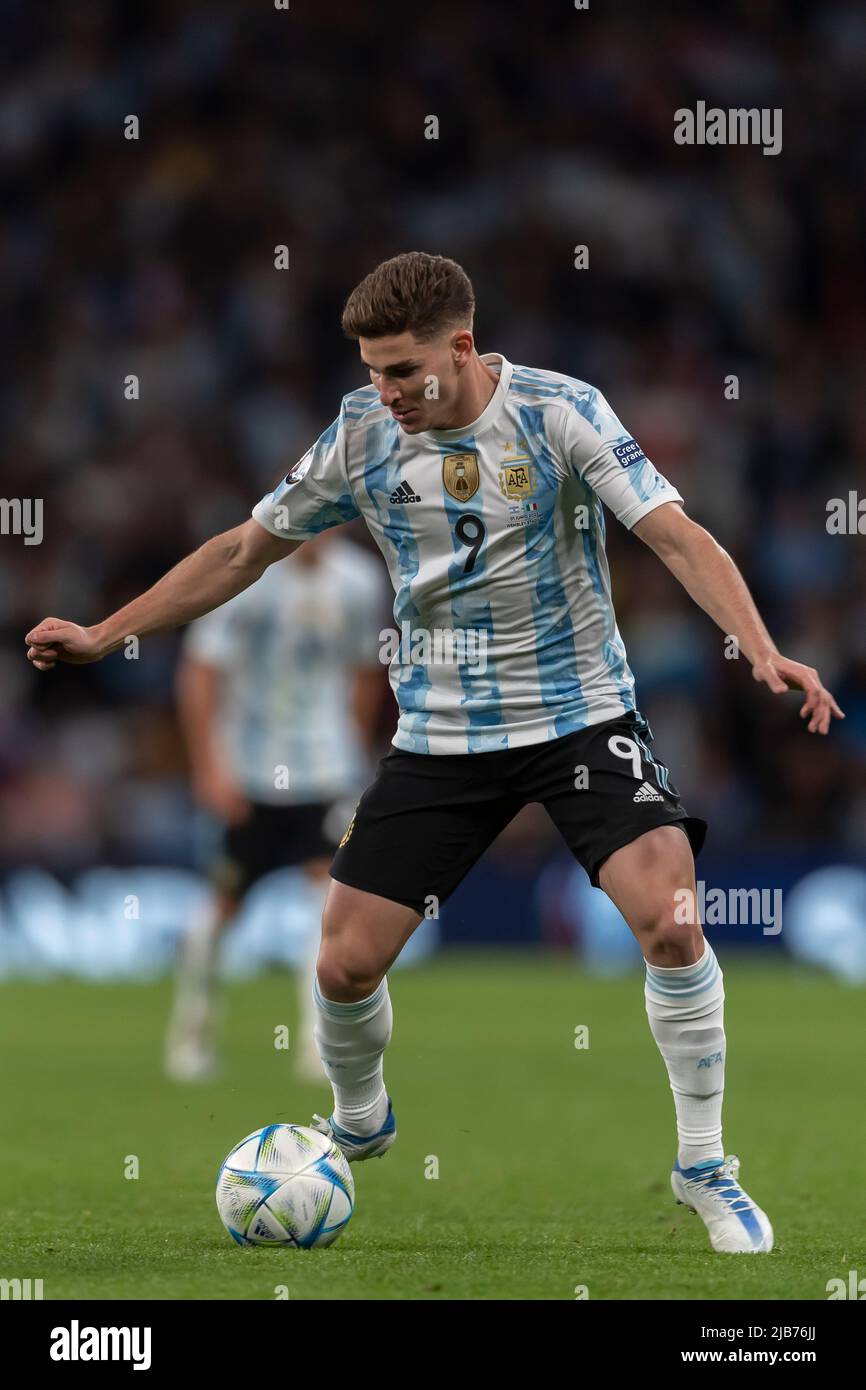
<box><xmin>166</xmin><ymin>532</ymin><xmax>387</xmax><ymax>1083</ymax></box>
<box><xmin>26</xmin><ymin>252</ymin><xmax>843</xmax><ymax>1255</ymax></box>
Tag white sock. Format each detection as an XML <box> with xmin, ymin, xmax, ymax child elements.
<box><xmin>297</xmin><ymin>875</ymin><xmax>329</xmax><ymax>1070</ymax></box>
<box><xmin>168</xmin><ymin>901</ymin><xmax>227</xmax><ymax>1044</ymax></box>
<box><xmin>644</xmin><ymin>940</ymin><xmax>725</xmax><ymax>1169</ymax></box>
<box><xmin>312</xmin><ymin>975</ymin><xmax>392</xmax><ymax>1135</ymax></box>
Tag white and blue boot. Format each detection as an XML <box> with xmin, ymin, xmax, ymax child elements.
<box><xmin>672</xmin><ymin>1154</ymin><xmax>774</xmax><ymax>1253</ymax></box>
<box><xmin>311</xmin><ymin>1097</ymin><xmax>397</xmax><ymax>1163</ymax></box>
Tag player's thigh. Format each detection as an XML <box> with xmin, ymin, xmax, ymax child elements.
<box><xmin>598</xmin><ymin>823</ymin><xmax>703</xmax><ymax>964</ymax></box>
<box><xmin>317</xmin><ymin>879</ymin><xmax>422</xmax><ymax>999</ymax></box>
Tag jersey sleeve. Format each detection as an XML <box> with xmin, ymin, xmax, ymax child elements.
<box><xmin>558</xmin><ymin>388</ymin><xmax>684</xmax><ymax>530</ymax></box>
<box><xmin>252</xmin><ymin>406</ymin><xmax>361</xmax><ymax>541</ymax></box>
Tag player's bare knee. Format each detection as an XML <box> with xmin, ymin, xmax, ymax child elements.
<box><xmin>315</xmin><ymin>945</ymin><xmax>384</xmax><ymax>1003</ymax></box>
<box><xmin>643</xmin><ymin>911</ymin><xmax>704</xmax><ymax>964</ymax></box>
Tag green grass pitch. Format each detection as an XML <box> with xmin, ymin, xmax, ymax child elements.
<box><xmin>2</xmin><ymin>952</ymin><xmax>862</xmax><ymax>1300</ymax></box>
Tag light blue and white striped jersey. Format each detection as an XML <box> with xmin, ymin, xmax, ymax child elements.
<box><xmin>252</xmin><ymin>354</ymin><xmax>683</xmax><ymax>755</ymax></box>
<box><xmin>183</xmin><ymin>540</ymin><xmax>388</xmax><ymax>802</ymax></box>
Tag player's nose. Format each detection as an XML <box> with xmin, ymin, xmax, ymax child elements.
<box><xmin>378</xmin><ymin>381</ymin><xmax>402</xmax><ymax>407</ymax></box>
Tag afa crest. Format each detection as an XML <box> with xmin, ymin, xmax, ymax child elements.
<box><xmin>442</xmin><ymin>453</ymin><xmax>479</xmax><ymax>502</ymax></box>
<box><xmin>498</xmin><ymin>461</ymin><xmax>537</xmax><ymax>500</ymax></box>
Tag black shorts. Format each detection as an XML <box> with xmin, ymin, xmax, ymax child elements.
<box><xmin>208</xmin><ymin>800</ymin><xmax>344</xmax><ymax>897</ymax></box>
<box><xmin>330</xmin><ymin>711</ymin><xmax>707</xmax><ymax>916</ymax></box>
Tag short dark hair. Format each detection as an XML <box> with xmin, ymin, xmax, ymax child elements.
<box><xmin>341</xmin><ymin>252</ymin><xmax>475</xmax><ymax>341</ymax></box>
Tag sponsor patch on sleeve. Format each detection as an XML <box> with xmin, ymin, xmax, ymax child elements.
<box><xmin>283</xmin><ymin>449</ymin><xmax>313</xmax><ymax>485</ymax></box>
<box><xmin>613</xmin><ymin>438</ymin><xmax>647</xmax><ymax>469</ymax></box>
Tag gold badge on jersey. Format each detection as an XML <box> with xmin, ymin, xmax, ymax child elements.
<box><xmin>498</xmin><ymin>461</ymin><xmax>537</xmax><ymax>500</ymax></box>
<box><xmin>442</xmin><ymin>453</ymin><xmax>479</xmax><ymax>502</ymax></box>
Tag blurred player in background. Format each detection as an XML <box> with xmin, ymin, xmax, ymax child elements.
<box><xmin>165</xmin><ymin>532</ymin><xmax>387</xmax><ymax>1083</ymax></box>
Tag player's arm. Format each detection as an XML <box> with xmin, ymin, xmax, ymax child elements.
<box><xmin>632</xmin><ymin>501</ymin><xmax>845</xmax><ymax>735</ymax></box>
<box><xmin>25</xmin><ymin>519</ymin><xmax>300</xmax><ymax>671</ymax></box>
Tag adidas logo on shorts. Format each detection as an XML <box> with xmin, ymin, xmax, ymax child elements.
<box><xmin>633</xmin><ymin>780</ymin><xmax>664</xmax><ymax>803</ymax></box>
<box><xmin>389</xmin><ymin>480</ymin><xmax>421</xmax><ymax>504</ymax></box>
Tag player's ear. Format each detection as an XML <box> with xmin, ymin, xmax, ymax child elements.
<box><xmin>450</xmin><ymin>327</ymin><xmax>473</xmax><ymax>365</ymax></box>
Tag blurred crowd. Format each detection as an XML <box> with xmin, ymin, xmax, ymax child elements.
<box><xmin>1</xmin><ymin>0</ymin><xmax>865</xmax><ymax>877</ymax></box>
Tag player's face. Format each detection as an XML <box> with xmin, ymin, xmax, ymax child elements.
<box><xmin>359</xmin><ymin>329</ymin><xmax>472</xmax><ymax>433</ymax></box>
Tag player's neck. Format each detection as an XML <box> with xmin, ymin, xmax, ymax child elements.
<box><xmin>441</xmin><ymin>352</ymin><xmax>499</xmax><ymax>430</ymax></box>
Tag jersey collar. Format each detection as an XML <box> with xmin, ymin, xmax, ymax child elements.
<box><xmin>423</xmin><ymin>353</ymin><xmax>513</xmax><ymax>442</ymax></box>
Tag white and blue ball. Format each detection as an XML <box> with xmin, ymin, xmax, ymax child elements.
<box><xmin>216</xmin><ymin>1124</ymin><xmax>354</xmax><ymax>1248</ymax></box>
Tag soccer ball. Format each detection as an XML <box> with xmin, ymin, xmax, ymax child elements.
<box><xmin>216</xmin><ymin>1124</ymin><xmax>354</xmax><ymax>1248</ymax></box>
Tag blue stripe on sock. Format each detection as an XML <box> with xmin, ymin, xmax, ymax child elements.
<box><xmin>645</xmin><ymin>947</ymin><xmax>720</xmax><ymax>998</ymax></box>
<box><xmin>645</xmin><ymin>966</ymin><xmax>721</xmax><ymax>998</ymax></box>
<box><xmin>313</xmin><ymin>977</ymin><xmax>386</xmax><ymax>1019</ymax></box>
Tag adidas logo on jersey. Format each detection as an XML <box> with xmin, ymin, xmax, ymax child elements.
<box><xmin>633</xmin><ymin>780</ymin><xmax>664</xmax><ymax>803</ymax></box>
<box><xmin>389</xmin><ymin>481</ymin><xmax>421</xmax><ymax>504</ymax></box>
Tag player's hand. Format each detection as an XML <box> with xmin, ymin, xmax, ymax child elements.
<box><xmin>25</xmin><ymin>618</ymin><xmax>107</xmax><ymax>671</ymax></box>
<box><xmin>193</xmin><ymin>768</ymin><xmax>252</xmax><ymax>826</ymax></box>
<box><xmin>751</xmin><ymin>652</ymin><xmax>845</xmax><ymax>734</ymax></box>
